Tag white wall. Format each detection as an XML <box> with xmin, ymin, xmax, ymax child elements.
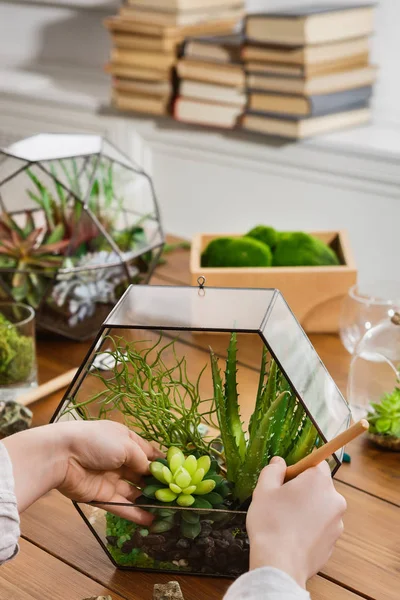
<box><xmin>0</xmin><ymin>1</ymin><xmax>399</xmax><ymax>285</ymax></box>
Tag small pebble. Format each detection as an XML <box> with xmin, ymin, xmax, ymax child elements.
<box><xmin>153</xmin><ymin>581</ymin><xmax>185</xmax><ymax>600</ymax></box>
<box><xmin>343</xmin><ymin>452</ymin><xmax>351</xmax><ymax>463</ymax></box>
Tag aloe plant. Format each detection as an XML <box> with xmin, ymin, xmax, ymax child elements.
<box><xmin>211</xmin><ymin>333</ymin><xmax>318</xmax><ymax>503</ymax></box>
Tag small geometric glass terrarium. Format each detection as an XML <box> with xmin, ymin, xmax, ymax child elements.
<box><xmin>0</xmin><ymin>134</ymin><xmax>164</xmax><ymax>340</ymax></box>
<box><xmin>51</xmin><ymin>283</ymin><xmax>351</xmax><ymax>577</ymax></box>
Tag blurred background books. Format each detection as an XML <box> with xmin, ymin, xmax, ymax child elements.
<box><xmin>104</xmin><ymin>2</ymin><xmax>377</xmax><ymax>138</ymax></box>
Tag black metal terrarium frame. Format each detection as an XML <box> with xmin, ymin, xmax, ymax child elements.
<box><xmin>50</xmin><ymin>282</ymin><xmax>352</xmax><ymax>577</ymax></box>
<box><xmin>0</xmin><ymin>133</ymin><xmax>165</xmax><ymax>340</ymax></box>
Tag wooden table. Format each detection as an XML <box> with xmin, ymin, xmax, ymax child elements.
<box><xmin>1</xmin><ymin>244</ymin><xmax>399</xmax><ymax>600</ymax></box>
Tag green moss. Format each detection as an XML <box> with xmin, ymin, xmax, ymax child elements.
<box><xmin>105</xmin><ymin>512</ymin><xmax>188</xmax><ymax>571</ymax></box>
<box><xmin>108</xmin><ymin>545</ymin><xmax>179</xmax><ymax>570</ymax></box>
<box><xmin>273</xmin><ymin>232</ymin><xmax>340</xmax><ymax>267</ymax></box>
<box><xmin>201</xmin><ymin>237</ymin><xmax>272</xmax><ymax>268</ymax></box>
<box><xmin>246</xmin><ymin>225</ymin><xmax>279</xmax><ymax>250</ymax></box>
<box><xmin>0</xmin><ymin>313</ymin><xmax>35</xmax><ymax>385</ymax></box>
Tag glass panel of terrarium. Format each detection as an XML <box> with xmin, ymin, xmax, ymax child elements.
<box><xmin>105</xmin><ymin>285</ymin><xmax>275</xmax><ymax>332</ymax></box>
<box><xmin>76</xmin><ymin>501</ymin><xmax>248</xmax><ymax>576</ymax></box>
<box><xmin>55</xmin><ymin>327</ymin><xmax>264</xmax><ymax>446</ymax></box>
<box><xmin>46</xmin><ymin>261</ymin><xmax>130</xmax><ymax>340</ymax></box>
<box><xmin>262</xmin><ymin>292</ymin><xmax>351</xmax><ymax>448</ymax></box>
<box><xmin>0</xmin><ymin>154</ymin><xmax>29</xmax><ymax>189</ymax></box>
<box><xmin>39</xmin><ymin>156</ymin><xmax>93</xmax><ymax>204</ymax></box>
<box><xmin>101</xmin><ymin>138</ymin><xmax>142</xmax><ymax>171</ymax></box>
<box><xmin>5</xmin><ymin>134</ymin><xmax>102</xmax><ymax>162</ymax></box>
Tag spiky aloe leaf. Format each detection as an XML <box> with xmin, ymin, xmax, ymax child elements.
<box><xmin>249</xmin><ymin>356</ymin><xmax>278</xmax><ymax>442</ymax></box>
<box><xmin>275</xmin><ymin>393</ymin><xmax>300</xmax><ymax>458</ymax></box>
<box><xmin>268</xmin><ymin>390</ymin><xmax>292</xmax><ymax>459</ymax></box>
<box><xmin>224</xmin><ymin>332</ymin><xmax>246</xmax><ymax>462</ymax></box>
<box><xmin>248</xmin><ymin>345</ymin><xmax>268</xmax><ymax>439</ymax></box>
<box><xmin>234</xmin><ymin>391</ymin><xmax>289</xmax><ymax>503</ymax></box>
<box><xmin>210</xmin><ymin>349</ymin><xmax>241</xmax><ymax>482</ymax></box>
<box><xmin>285</xmin><ymin>418</ymin><xmax>318</xmax><ymax>466</ymax></box>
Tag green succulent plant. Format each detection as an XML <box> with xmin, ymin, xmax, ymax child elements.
<box><xmin>367</xmin><ymin>385</ymin><xmax>400</xmax><ymax>438</ymax></box>
<box><xmin>140</xmin><ymin>447</ymin><xmax>231</xmax><ymax>539</ymax></box>
<box><xmin>146</xmin><ymin>447</ymin><xmax>220</xmax><ymax>507</ymax></box>
<box><xmin>201</xmin><ymin>236</ymin><xmax>272</xmax><ymax>268</ymax></box>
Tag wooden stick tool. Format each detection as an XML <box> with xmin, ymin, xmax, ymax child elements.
<box><xmin>285</xmin><ymin>419</ymin><xmax>369</xmax><ymax>482</ymax></box>
<box><xmin>16</xmin><ymin>368</ymin><xmax>78</xmax><ymax>407</ymax></box>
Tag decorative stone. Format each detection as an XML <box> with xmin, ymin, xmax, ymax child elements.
<box><xmin>153</xmin><ymin>581</ymin><xmax>185</xmax><ymax>600</ymax></box>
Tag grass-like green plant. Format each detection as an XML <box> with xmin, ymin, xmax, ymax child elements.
<box><xmin>367</xmin><ymin>384</ymin><xmax>400</xmax><ymax>438</ymax></box>
<box><xmin>210</xmin><ymin>332</ymin><xmax>318</xmax><ymax>503</ymax></box>
<box><xmin>63</xmin><ymin>335</ymin><xmax>219</xmax><ymax>455</ymax></box>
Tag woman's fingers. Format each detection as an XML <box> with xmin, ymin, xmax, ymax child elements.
<box><xmin>124</xmin><ymin>439</ymin><xmax>152</xmax><ymax>474</ymax></box>
<box><xmin>128</xmin><ymin>431</ymin><xmax>164</xmax><ymax>460</ymax></box>
<box><xmin>116</xmin><ymin>480</ymin><xmax>142</xmax><ymax>503</ymax></box>
<box><xmin>102</xmin><ymin>494</ymin><xmax>154</xmax><ymax>526</ymax></box>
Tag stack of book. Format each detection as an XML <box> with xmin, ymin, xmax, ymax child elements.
<box><xmin>104</xmin><ymin>0</ymin><xmax>245</xmax><ymax>116</ymax></box>
<box><xmin>175</xmin><ymin>33</ymin><xmax>245</xmax><ymax>128</ymax></box>
<box><xmin>242</xmin><ymin>4</ymin><xmax>377</xmax><ymax>139</ymax></box>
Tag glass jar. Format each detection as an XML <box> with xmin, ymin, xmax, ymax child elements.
<box><xmin>339</xmin><ymin>282</ymin><xmax>400</xmax><ymax>355</ymax></box>
<box><xmin>0</xmin><ymin>302</ymin><xmax>37</xmax><ymax>402</ymax></box>
<box><xmin>347</xmin><ymin>312</ymin><xmax>400</xmax><ymax>421</ymax></box>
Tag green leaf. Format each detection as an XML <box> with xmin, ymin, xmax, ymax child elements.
<box><xmin>234</xmin><ymin>391</ymin><xmax>292</xmax><ymax>503</ymax></box>
<box><xmin>181</xmin><ymin>511</ymin><xmax>200</xmax><ymax>524</ymax></box>
<box><xmin>201</xmin><ymin>492</ymin><xmax>223</xmax><ymax>505</ymax></box>
<box><xmin>45</xmin><ymin>223</ymin><xmax>65</xmax><ymax>244</ymax></box>
<box><xmin>180</xmin><ymin>519</ymin><xmax>201</xmax><ymax>540</ymax></box>
<box><xmin>142</xmin><ymin>484</ymin><xmax>164</xmax><ymax>499</ymax></box>
<box><xmin>210</xmin><ymin>350</ymin><xmax>240</xmax><ymax>482</ymax></box>
<box><xmin>150</xmin><ymin>519</ymin><xmax>174</xmax><ymax>533</ymax></box>
<box><xmin>285</xmin><ymin>418</ymin><xmax>318</xmax><ymax>466</ymax></box>
<box><xmin>224</xmin><ymin>332</ymin><xmax>247</xmax><ymax>462</ymax></box>
<box><xmin>376</xmin><ymin>418</ymin><xmax>392</xmax><ymax>434</ymax></box>
<box><xmin>191</xmin><ymin>497</ymin><xmax>212</xmax><ymax>510</ymax></box>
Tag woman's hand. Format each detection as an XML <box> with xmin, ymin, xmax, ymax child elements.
<box><xmin>3</xmin><ymin>421</ymin><xmax>162</xmax><ymax>524</ymax></box>
<box><xmin>246</xmin><ymin>456</ymin><xmax>347</xmax><ymax>589</ymax></box>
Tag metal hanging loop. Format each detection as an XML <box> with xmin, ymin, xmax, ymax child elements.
<box><xmin>197</xmin><ymin>276</ymin><xmax>206</xmax><ymax>296</ymax></box>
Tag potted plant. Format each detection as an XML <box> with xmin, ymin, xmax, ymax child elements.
<box><xmin>190</xmin><ymin>226</ymin><xmax>357</xmax><ymax>333</ymax></box>
<box><xmin>0</xmin><ymin>133</ymin><xmax>164</xmax><ymax>340</ymax></box>
<box><xmin>367</xmin><ymin>383</ymin><xmax>400</xmax><ymax>451</ymax></box>
<box><xmin>51</xmin><ymin>284</ymin><xmax>351</xmax><ymax>577</ymax></box>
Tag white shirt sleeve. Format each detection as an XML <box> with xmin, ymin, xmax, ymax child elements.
<box><xmin>223</xmin><ymin>567</ymin><xmax>311</xmax><ymax>600</ymax></box>
<box><xmin>0</xmin><ymin>441</ymin><xmax>20</xmax><ymax>565</ymax></box>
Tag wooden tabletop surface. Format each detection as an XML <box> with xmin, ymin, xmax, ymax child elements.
<box><xmin>1</xmin><ymin>242</ymin><xmax>399</xmax><ymax>600</ymax></box>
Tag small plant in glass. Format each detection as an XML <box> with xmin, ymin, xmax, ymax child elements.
<box><xmin>0</xmin><ymin>134</ymin><xmax>164</xmax><ymax>340</ymax></box>
<box><xmin>51</xmin><ymin>283</ymin><xmax>351</xmax><ymax>577</ymax></box>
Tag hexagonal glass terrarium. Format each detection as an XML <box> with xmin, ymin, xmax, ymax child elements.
<box><xmin>0</xmin><ymin>134</ymin><xmax>164</xmax><ymax>340</ymax></box>
<box><xmin>51</xmin><ymin>284</ymin><xmax>351</xmax><ymax>577</ymax></box>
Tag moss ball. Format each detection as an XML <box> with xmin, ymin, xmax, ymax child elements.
<box><xmin>201</xmin><ymin>236</ymin><xmax>273</xmax><ymax>268</ymax></box>
<box><xmin>273</xmin><ymin>232</ymin><xmax>340</xmax><ymax>267</ymax></box>
<box><xmin>246</xmin><ymin>225</ymin><xmax>279</xmax><ymax>250</ymax></box>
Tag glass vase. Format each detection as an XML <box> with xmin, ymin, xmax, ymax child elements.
<box><xmin>0</xmin><ymin>302</ymin><xmax>37</xmax><ymax>402</ymax></box>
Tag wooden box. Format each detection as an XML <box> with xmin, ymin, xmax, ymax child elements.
<box><xmin>190</xmin><ymin>230</ymin><xmax>357</xmax><ymax>333</ymax></box>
